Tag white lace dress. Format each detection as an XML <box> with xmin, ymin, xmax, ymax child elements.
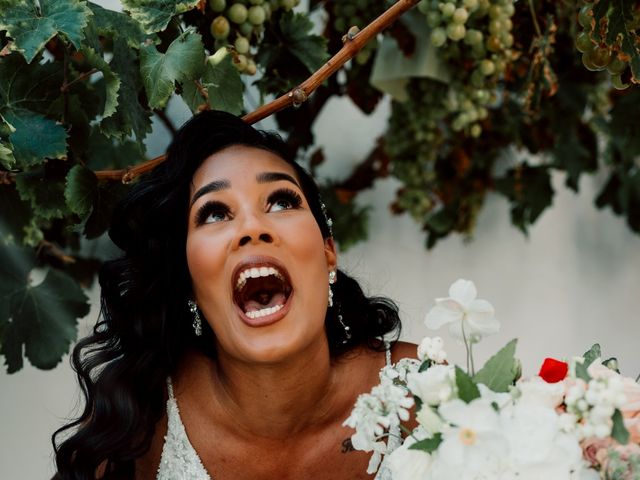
<box><xmin>156</xmin><ymin>345</ymin><xmax>399</xmax><ymax>480</ymax></box>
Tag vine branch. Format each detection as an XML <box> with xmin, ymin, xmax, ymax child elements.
<box><xmin>95</xmin><ymin>0</ymin><xmax>420</xmax><ymax>183</ymax></box>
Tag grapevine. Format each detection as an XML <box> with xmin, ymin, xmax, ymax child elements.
<box><xmin>416</xmin><ymin>0</ymin><xmax>517</xmax><ymax>136</ymax></box>
<box><xmin>204</xmin><ymin>0</ymin><xmax>301</xmax><ymax>75</ymax></box>
<box><xmin>575</xmin><ymin>0</ymin><xmax>640</xmax><ymax>89</ymax></box>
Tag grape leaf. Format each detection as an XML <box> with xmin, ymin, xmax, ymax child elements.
<box><xmin>86</xmin><ymin>128</ymin><xmax>145</xmax><ymax>170</ymax></box>
<box><xmin>606</xmin><ymin>0</ymin><xmax>640</xmax><ymax>82</ymax></box>
<box><xmin>87</xmin><ymin>1</ymin><xmax>153</xmax><ymax>48</ymax></box>
<box><xmin>473</xmin><ymin>339</ymin><xmax>518</xmax><ymax>393</ymax></box>
<box><xmin>0</xmin><ymin>54</ymin><xmax>67</xmax><ymax>167</ymax></box>
<box><xmin>15</xmin><ymin>169</ymin><xmax>69</xmax><ymax>220</ymax></box>
<box><xmin>140</xmin><ymin>29</ymin><xmax>205</xmax><ymax>109</ymax></box>
<box><xmin>0</xmin><ymin>0</ymin><xmax>93</xmax><ymax>63</ymax></box>
<box><xmin>0</xmin><ymin>244</ymin><xmax>90</xmax><ymax>373</ymax></box>
<box><xmin>3</xmin><ymin>110</ymin><xmax>67</xmax><ymax>167</ymax></box>
<box><xmin>80</xmin><ymin>47</ymin><xmax>120</xmax><ymax>119</ymax></box>
<box><xmin>0</xmin><ymin>140</ymin><xmax>15</xmax><ymax>169</ymax></box>
<box><xmin>256</xmin><ymin>10</ymin><xmax>328</xmax><ymax>95</ymax></box>
<box><xmin>495</xmin><ymin>165</ymin><xmax>554</xmax><ymax>234</ymax></box>
<box><xmin>120</xmin><ymin>0</ymin><xmax>201</xmax><ymax>34</ymax></box>
<box><xmin>182</xmin><ymin>47</ymin><xmax>243</xmax><ymax>115</ymax></box>
<box><xmin>100</xmin><ymin>38</ymin><xmax>152</xmax><ymax>141</ymax></box>
<box><xmin>65</xmin><ymin>165</ymin><xmax>98</xmax><ymax>218</ymax></box>
<box><xmin>0</xmin><ymin>185</ymin><xmax>32</xmax><ymax>245</ymax></box>
<box><xmin>278</xmin><ymin>11</ymin><xmax>328</xmax><ymax>73</ymax></box>
<box><xmin>83</xmin><ymin>182</ymin><xmax>128</xmax><ymax>239</ymax></box>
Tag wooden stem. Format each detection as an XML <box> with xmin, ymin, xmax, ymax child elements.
<box><xmin>95</xmin><ymin>0</ymin><xmax>419</xmax><ymax>183</ymax></box>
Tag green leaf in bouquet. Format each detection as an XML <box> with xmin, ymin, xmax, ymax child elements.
<box><xmin>473</xmin><ymin>339</ymin><xmax>518</xmax><ymax>393</ymax></box>
<box><xmin>574</xmin><ymin>360</ymin><xmax>591</xmax><ymax>382</ymax></box>
<box><xmin>0</xmin><ymin>245</ymin><xmax>89</xmax><ymax>373</ymax></box>
<box><xmin>100</xmin><ymin>38</ymin><xmax>152</xmax><ymax>142</ymax></box>
<box><xmin>582</xmin><ymin>344</ymin><xmax>602</xmax><ymax>368</ymax></box>
<box><xmin>182</xmin><ymin>48</ymin><xmax>243</xmax><ymax>115</ymax></box>
<box><xmin>455</xmin><ymin>366</ymin><xmax>480</xmax><ymax>403</ymax></box>
<box><xmin>0</xmin><ymin>0</ymin><xmax>93</xmax><ymax>63</ymax></box>
<box><xmin>65</xmin><ymin>165</ymin><xmax>98</xmax><ymax>219</ymax></box>
<box><xmin>120</xmin><ymin>0</ymin><xmax>201</xmax><ymax>34</ymax></box>
<box><xmin>139</xmin><ymin>30</ymin><xmax>205</xmax><ymax>110</ymax></box>
<box><xmin>611</xmin><ymin>408</ymin><xmax>630</xmax><ymax>445</ymax></box>
<box><xmin>409</xmin><ymin>433</ymin><xmax>443</xmax><ymax>453</ymax></box>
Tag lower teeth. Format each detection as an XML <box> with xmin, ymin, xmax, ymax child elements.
<box><xmin>245</xmin><ymin>303</ymin><xmax>283</xmax><ymax>319</ymax></box>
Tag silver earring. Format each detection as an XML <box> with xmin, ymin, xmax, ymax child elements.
<box><xmin>338</xmin><ymin>311</ymin><xmax>351</xmax><ymax>344</ymax></box>
<box><xmin>328</xmin><ymin>271</ymin><xmax>336</xmax><ymax>307</ymax></box>
<box><xmin>188</xmin><ymin>300</ymin><xmax>202</xmax><ymax>337</ymax></box>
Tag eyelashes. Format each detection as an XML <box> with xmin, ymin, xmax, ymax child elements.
<box><xmin>195</xmin><ymin>200</ymin><xmax>230</xmax><ymax>225</ymax></box>
<box><xmin>194</xmin><ymin>188</ymin><xmax>304</xmax><ymax>226</ymax></box>
<box><xmin>267</xmin><ymin>188</ymin><xmax>303</xmax><ymax>212</ymax></box>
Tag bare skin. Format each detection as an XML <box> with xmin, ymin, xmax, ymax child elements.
<box><xmin>134</xmin><ymin>146</ymin><xmax>417</xmax><ymax>479</ymax></box>
<box><xmin>136</xmin><ymin>342</ymin><xmax>417</xmax><ymax>480</ymax></box>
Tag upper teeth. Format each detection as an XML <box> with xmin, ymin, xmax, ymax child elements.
<box><xmin>235</xmin><ymin>266</ymin><xmax>284</xmax><ymax>291</ymax></box>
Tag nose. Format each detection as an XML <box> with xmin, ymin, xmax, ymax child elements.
<box><xmin>233</xmin><ymin>211</ymin><xmax>276</xmax><ymax>249</ymax></box>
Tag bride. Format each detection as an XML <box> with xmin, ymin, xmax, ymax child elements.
<box><xmin>53</xmin><ymin>110</ymin><xmax>415</xmax><ymax>479</ymax></box>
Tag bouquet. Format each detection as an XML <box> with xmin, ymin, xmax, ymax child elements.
<box><xmin>344</xmin><ymin>280</ymin><xmax>640</xmax><ymax>479</ymax></box>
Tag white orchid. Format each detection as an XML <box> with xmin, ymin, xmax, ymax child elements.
<box><xmin>425</xmin><ymin>279</ymin><xmax>499</xmax><ymax>343</ymax></box>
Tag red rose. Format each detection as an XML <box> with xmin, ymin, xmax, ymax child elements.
<box><xmin>538</xmin><ymin>357</ymin><xmax>569</xmax><ymax>383</ymax></box>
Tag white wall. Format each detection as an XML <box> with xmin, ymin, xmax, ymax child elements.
<box><xmin>2</xmin><ymin>20</ymin><xmax>640</xmax><ymax>480</ymax></box>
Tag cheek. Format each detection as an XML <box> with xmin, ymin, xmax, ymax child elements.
<box><xmin>186</xmin><ymin>232</ymin><xmax>227</xmax><ymax>300</ymax></box>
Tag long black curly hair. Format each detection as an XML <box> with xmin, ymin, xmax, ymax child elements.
<box><xmin>52</xmin><ymin>110</ymin><xmax>401</xmax><ymax>479</ymax></box>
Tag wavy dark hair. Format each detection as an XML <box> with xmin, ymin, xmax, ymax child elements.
<box><xmin>52</xmin><ymin>110</ymin><xmax>401</xmax><ymax>479</ymax></box>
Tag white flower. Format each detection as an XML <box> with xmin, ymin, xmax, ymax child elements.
<box><xmin>417</xmin><ymin>336</ymin><xmax>448</xmax><ymax>364</ymax></box>
<box><xmin>436</xmin><ymin>398</ymin><xmax>506</xmax><ymax>474</ymax></box>
<box><xmin>501</xmin><ymin>403</ymin><xmax>582</xmax><ymax>470</ymax></box>
<box><xmin>386</xmin><ymin>436</ymin><xmax>434</xmax><ymax>480</ymax></box>
<box><xmin>407</xmin><ymin>364</ymin><xmax>455</xmax><ymax>406</ymax></box>
<box><xmin>424</xmin><ymin>279</ymin><xmax>499</xmax><ymax>343</ymax></box>
<box><xmin>416</xmin><ymin>404</ymin><xmax>445</xmax><ymax>434</ymax></box>
<box><xmin>517</xmin><ymin>376</ymin><xmax>566</xmax><ymax>409</ymax></box>
<box><xmin>478</xmin><ymin>383</ymin><xmax>513</xmax><ymax>409</ymax></box>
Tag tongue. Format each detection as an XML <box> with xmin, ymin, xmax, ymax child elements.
<box><xmin>243</xmin><ymin>292</ymin><xmax>287</xmax><ymax>313</ymax></box>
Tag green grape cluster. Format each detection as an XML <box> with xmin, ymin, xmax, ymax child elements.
<box><xmin>326</xmin><ymin>0</ymin><xmax>385</xmax><ymax>65</ymax></box>
<box><xmin>207</xmin><ymin>0</ymin><xmax>300</xmax><ymax>75</ymax></box>
<box><xmin>385</xmin><ymin>79</ymin><xmax>448</xmax><ymax>221</ymax></box>
<box><xmin>417</xmin><ymin>0</ymin><xmax>516</xmax><ymax>136</ymax></box>
<box><xmin>575</xmin><ymin>0</ymin><xmax>640</xmax><ymax>90</ymax></box>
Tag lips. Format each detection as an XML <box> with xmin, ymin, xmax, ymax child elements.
<box><xmin>231</xmin><ymin>257</ymin><xmax>293</xmax><ymax>326</ymax></box>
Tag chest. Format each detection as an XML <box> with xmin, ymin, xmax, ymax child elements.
<box><xmin>192</xmin><ymin>421</ymin><xmax>375</xmax><ymax>480</ymax></box>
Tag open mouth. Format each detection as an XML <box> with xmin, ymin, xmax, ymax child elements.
<box><xmin>233</xmin><ymin>263</ymin><xmax>293</xmax><ymax>321</ymax></box>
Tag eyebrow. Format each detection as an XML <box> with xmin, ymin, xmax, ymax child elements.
<box><xmin>256</xmin><ymin>171</ymin><xmax>300</xmax><ymax>188</ymax></box>
<box><xmin>190</xmin><ymin>171</ymin><xmax>300</xmax><ymax>207</ymax></box>
<box><xmin>190</xmin><ymin>179</ymin><xmax>230</xmax><ymax>207</ymax></box>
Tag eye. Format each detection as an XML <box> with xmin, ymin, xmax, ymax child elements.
<box><xmin>267</xmin><ymin>188</ymin><xmax>303</xmax><ymax>213</ymax></box>
<box><xmin>195</xmin><ymin>201</ymin><xmax>231</xmax><ymax>225</ymax></box>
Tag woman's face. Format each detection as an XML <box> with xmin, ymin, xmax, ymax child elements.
<box><xmin>186</xmin><ymin>145</ymin><xmax>337</xmax><ymax>364</ymax></box>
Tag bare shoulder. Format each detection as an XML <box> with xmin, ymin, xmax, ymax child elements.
<box><xmin>391</xmin><ymin>340</ymin><xmax>417</xmax><ymax>363</ymax></box>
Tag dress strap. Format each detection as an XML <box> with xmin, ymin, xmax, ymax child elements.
<box><xmin>384</xmin><ymin>340</ymin><xmax>392</xmax><ymax>366</ymax></box>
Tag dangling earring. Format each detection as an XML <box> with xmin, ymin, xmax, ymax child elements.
<box><xmin>328</xmin><ymin>271</ymin><xmax>351</xmax><ymax>344</ymax></box>
<box><xmin>188</xmin><ymin>299</ymin><xmax>202</xmax><ymax>337</ymax></box>
<box><xmin>328</xmin><ymin>270</ymin><xmax>336</xmax><ymax>307</ymax></box>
